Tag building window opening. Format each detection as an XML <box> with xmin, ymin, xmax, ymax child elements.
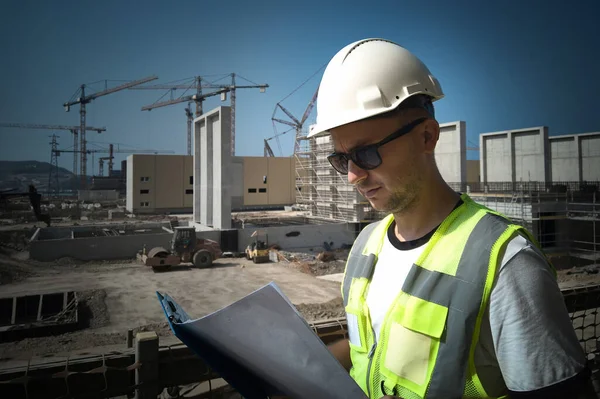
<box><xmin>185</xmin><ymin>189</ymin><xmax>193</xmax><ymax>194</ymax></box>
<box><xmin>140</xmin><ymin>189</ymin><xmax>150</xmax><ymax>194</ymax></box>
<box><xmin>259</xmin><ymin>188</ymin><xmax>267</xmax><ymax>193</ymax></box>
<box><xmin>248</xmin><ymin>188</ymin><xmax>257</xmax><ymax>193</ymax></box>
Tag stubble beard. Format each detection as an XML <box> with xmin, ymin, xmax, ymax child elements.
<box><xmin>377</xmin><ymin>171</ymin><xmax>422</xmax><ymax>215</ymax></box>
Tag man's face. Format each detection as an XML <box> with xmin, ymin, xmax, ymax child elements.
<box><xmin>330</xmin><ymin>110</ymin><xmax>437</xmax><ymax>214</ymax></box>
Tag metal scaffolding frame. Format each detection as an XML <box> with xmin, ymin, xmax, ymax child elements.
<box><xmin>294</xmin><ymin>130</ymin><xmax>387</xmax><ymax>223</ymax></box>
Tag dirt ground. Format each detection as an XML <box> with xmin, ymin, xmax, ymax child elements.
<box><xmin>2</xmin><ymin>235</ymin><xmax>600</xmax><ymax>367</ymax></box>
<box><xmin>0</xmin><ymin>246</ymin><xmax>345</xmax><ymax>362</ymax></box>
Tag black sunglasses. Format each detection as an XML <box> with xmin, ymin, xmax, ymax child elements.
<box><xmin>327</xmin><ymin>117</ymin><xmax>427</xmax><ymax>174</ymax></box>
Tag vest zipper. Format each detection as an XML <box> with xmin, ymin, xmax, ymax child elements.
<box><xmin>366</xmin><ymin>325</ymin><xmax>377</xmax><ymax>398</ymax></box>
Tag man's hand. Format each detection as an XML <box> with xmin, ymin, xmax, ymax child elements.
<box><xmin>327</xmin><ymin>338</ymin><xmax>352</xmax><ymax>371</ymax></box>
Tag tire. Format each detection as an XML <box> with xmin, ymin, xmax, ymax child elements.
<box><xmin>193</xmin><ymin>250</ymin><xmax>212</xmax><ymax>268</ymax></box>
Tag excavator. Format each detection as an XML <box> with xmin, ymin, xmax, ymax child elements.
<box><xmin>0</xmin><ymin>184</ymin><xmax>51</xmax><ymax>226</ymax></box>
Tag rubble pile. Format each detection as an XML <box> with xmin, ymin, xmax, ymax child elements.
<box><xmin>274</xmin><ymin>248</ymin><xmax>349</xmax><ymax>276</ymax></box>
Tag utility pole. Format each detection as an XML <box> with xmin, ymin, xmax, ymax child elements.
<box><xmin>0</xmin><ymin>123</ymin><xmax>106</xmax><ymax>182</ymax></box>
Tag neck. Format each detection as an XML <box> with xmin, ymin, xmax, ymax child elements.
<box><xmin>392</xmin><ymin>175</ymin><xmax>460</xmax><ymax>242</ymax></box>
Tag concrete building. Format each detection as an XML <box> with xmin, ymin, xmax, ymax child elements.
<box><xmin>480</xmin><ymin>126</ymin><xmax>551</xmax><ymax>186</ymax></box>
<box><xmin>126</xmin><ymin>107</ymin><xmax>296</xmax><ymax>221</ymax></box>
<box><xmin>126</xmin><ymin>154</ymin><xmax>194</xmax><ymax>214</ymax></box>
<box><xmin>126</xmin><ymin>153</ymin><xmax>297</xmax><ymax>216</ymax></box>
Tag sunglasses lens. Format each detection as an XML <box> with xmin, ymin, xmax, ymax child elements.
<box><xmin>328</xmin><ymin>154</ymin><xmax>349</xmax><ymax>174</ymax></box>
<box><xmin>354</xmin><ymin>147</ymin><xmax>381</xmax><ymax>170</ymax></box>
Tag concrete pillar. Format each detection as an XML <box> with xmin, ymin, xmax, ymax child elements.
<box><xmin>479</xmin><ymin>132</ymin><xmax>486</xmax><ymax>185</ymax></box>
<box><xmin>135</xmin><ymin>331</ymin><xmax>159</xmax><ymax>399</ymax></box>
<box><xmin>193</xmin><ymin>106</ymin><xmax>232</xmax><ymax>229</ymax></box>
<box><xmin>576</xmin><ymin>135</ymin><xmax>583</xmax><ymax>182</ymax></box>
<box><xmin>202</xmin><ymin>117</ymin><xmax>214</xmax><ymax>226</ymax></box>
<box><xmin>193</xmin><ymin>119</ymin><xmax>202</xmax><ymax>223</ymax></box>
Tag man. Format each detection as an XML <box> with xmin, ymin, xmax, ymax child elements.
<box><xmin>308</xmin><ymin>38</ymin><xmax>596</xmax><ymax>398</ymax></box>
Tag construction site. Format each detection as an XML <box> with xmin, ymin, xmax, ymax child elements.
<box><xmin>1</xmin><ymin>69</ymin><xmax>600</xmax><ymax>399</ymax></box>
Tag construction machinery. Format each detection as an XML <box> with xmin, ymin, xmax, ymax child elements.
<box><xmin>245</xmin><ymin>230</ymin><xmax>270</xmax><ymax>263</ymax></box>
<box><xmin>137</xmin><ymin>227</ymin><xmax>222</xmax><ymax>271</ymax></box>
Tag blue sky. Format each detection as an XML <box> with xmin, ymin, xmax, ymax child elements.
<box><xmin>0</xmin><ymin>0</ymin><xmax>598</xmax><ymax>173</ymax></box>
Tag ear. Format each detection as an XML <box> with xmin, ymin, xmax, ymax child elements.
<box><xmin>421</xmin><ymin>119</ymin><xmax>440</xmax><ymax>154</ymax></box>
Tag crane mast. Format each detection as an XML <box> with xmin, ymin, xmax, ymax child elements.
<box><xmin>63</xmin><ymin>75</ymin><xmax>158</xmax><ymax>188</ymax></box>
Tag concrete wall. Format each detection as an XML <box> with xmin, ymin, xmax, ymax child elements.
<box><xmin>30</xmin><ymin>232</ymin><xmax>174</xmax><ymax>261</ymax></box>
<box><xmin>580</xmin><ymin>133</ymin><xmax>600</xmax><ymax>181</ymax></box>
<box><xmin>231</xmin><ymin>157</ymin><xmax>244</xmax><ymax>210</ymax></box>
<box><xmin>78</xmin><ymin>190</ymin><xmax>119</xmax><ymax>202</ymax></box>
<box><xmin>480</xmin><ymin>126</ymin><xmax>550</xmax><ymax>184</ymax></box>
<box><xmin>125</xmin><ymin>154</ymin><xmax>193</xmax><ymax>214</ymax></box>
<box><xmin>194</xmin><ymin>106</ymin><xmax>232</xmax><ymax>229</ymax></box>
<box><xmin>238</xmin><ymin>222</ymin><xmax>356</xmax><ymax>252</ymax></box>
<box><xmin>435</xmin><ymin>121</ymin><xmax>466</xmax><ymax>184</ymax></box>
<box><xmin>242</xmin><ymin>157</ymin><xmax>296</xmax><ymax>207</ymax></box>
<box><xmin>31</xmin><ymin>222</ymin><xmax>358</xmax><ymax>261</ymax></box>
<box><xmin>549</xmin><ymin>135</ymin><xmax>580</xmax><ymax>181</ymax></box>
<box><xmin>548</xmin><ymin>132</ymin><xmax>600</xmax><ymax>183</ymax></box>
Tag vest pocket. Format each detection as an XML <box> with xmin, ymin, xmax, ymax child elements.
<box><xmin>345</xmin><ymin>305</ymin><xmax>369</xmax><ymax>353</ymax></box>
<box><xmin>379</xmin><ymin>296</ymin><xmax>448</xmax><ymax>398</ymax></box>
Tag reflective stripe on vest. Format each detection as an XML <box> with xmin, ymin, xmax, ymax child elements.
<box><xmin>404</xmin><ymin>212</ymin><xmax>514</xmax><ymax>397</ymax></box>
<box><xmin>341</xmin><ymin>198</ymin><xmax>527</xmax><ymax>398</ymax></box>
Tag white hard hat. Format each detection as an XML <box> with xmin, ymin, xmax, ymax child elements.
<box><xmin>308</xmin><ymin>38</ymin><xmax>444</xmax><ymax>138</ymax></box>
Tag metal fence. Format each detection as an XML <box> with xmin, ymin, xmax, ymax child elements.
<box><xmin>447</xmin><ymin>181</ymin><xmax>600</xmax><ymax>194</ymax></box>
<box><xmin>1</xmin><ymin>287</ymin><xmax>600</xmax><ymax>398</ymax></box>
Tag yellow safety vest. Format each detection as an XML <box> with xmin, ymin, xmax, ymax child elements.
<box><xmin>341</xmin><ymin>193</ymin><xmax>551</xmax><ymax>399</ymax></box>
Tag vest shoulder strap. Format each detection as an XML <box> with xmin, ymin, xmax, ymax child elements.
<box><xmin>341</xmin><ymin>219</ymin><xmax>386</xmax><ymax>306</ymax></box>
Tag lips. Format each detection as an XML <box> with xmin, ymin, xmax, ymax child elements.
<box><xmin>362</xmin><ymin>187</ymin><xmax>380</xmax><ymax>199</ymax></box>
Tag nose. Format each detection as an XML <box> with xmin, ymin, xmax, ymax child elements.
<box><xmin>347</xmin><ymin>160</ymin><xmax>368</xmax><ymax>185</ymax></box>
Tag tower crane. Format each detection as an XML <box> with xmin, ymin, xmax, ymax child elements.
<box><xmin>63</xmin><ymin>75</ymin><xmax>158</xmax><ymax>188</ymax></box>
<box><xmin>264</xmin><ymin>127</ymin><xmax>295</xmax><ymax>157</ymax></box>
<box><xmin>271</xmin><ymin>88</ymin><xmax>318</xmax><ymax>155</ymax></box>
<box><xmin>0</xmin><ymin>122</ymin><xmax>106</xmax><ymax>178</ymax></box>
<box><xmin>136</xmin><ymin>74</ymin><xmax>268</xmax><ymax>156</ymax></box>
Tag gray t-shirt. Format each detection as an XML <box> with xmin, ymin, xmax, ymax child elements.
<box><xmin>476</xmin><ymin>234</ymin><xmax>587</xmax><ymax>396</ymax></box>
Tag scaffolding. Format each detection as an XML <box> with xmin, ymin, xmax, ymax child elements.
<box><xmin>294</xmin><ymin>129</ymin><xmax>386</xmax><ymax>223</ymax></box>
<box><xmin>465</xmin><ymin>182</ymin><xmax>600</xmax><ymax>269</ymax></box>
